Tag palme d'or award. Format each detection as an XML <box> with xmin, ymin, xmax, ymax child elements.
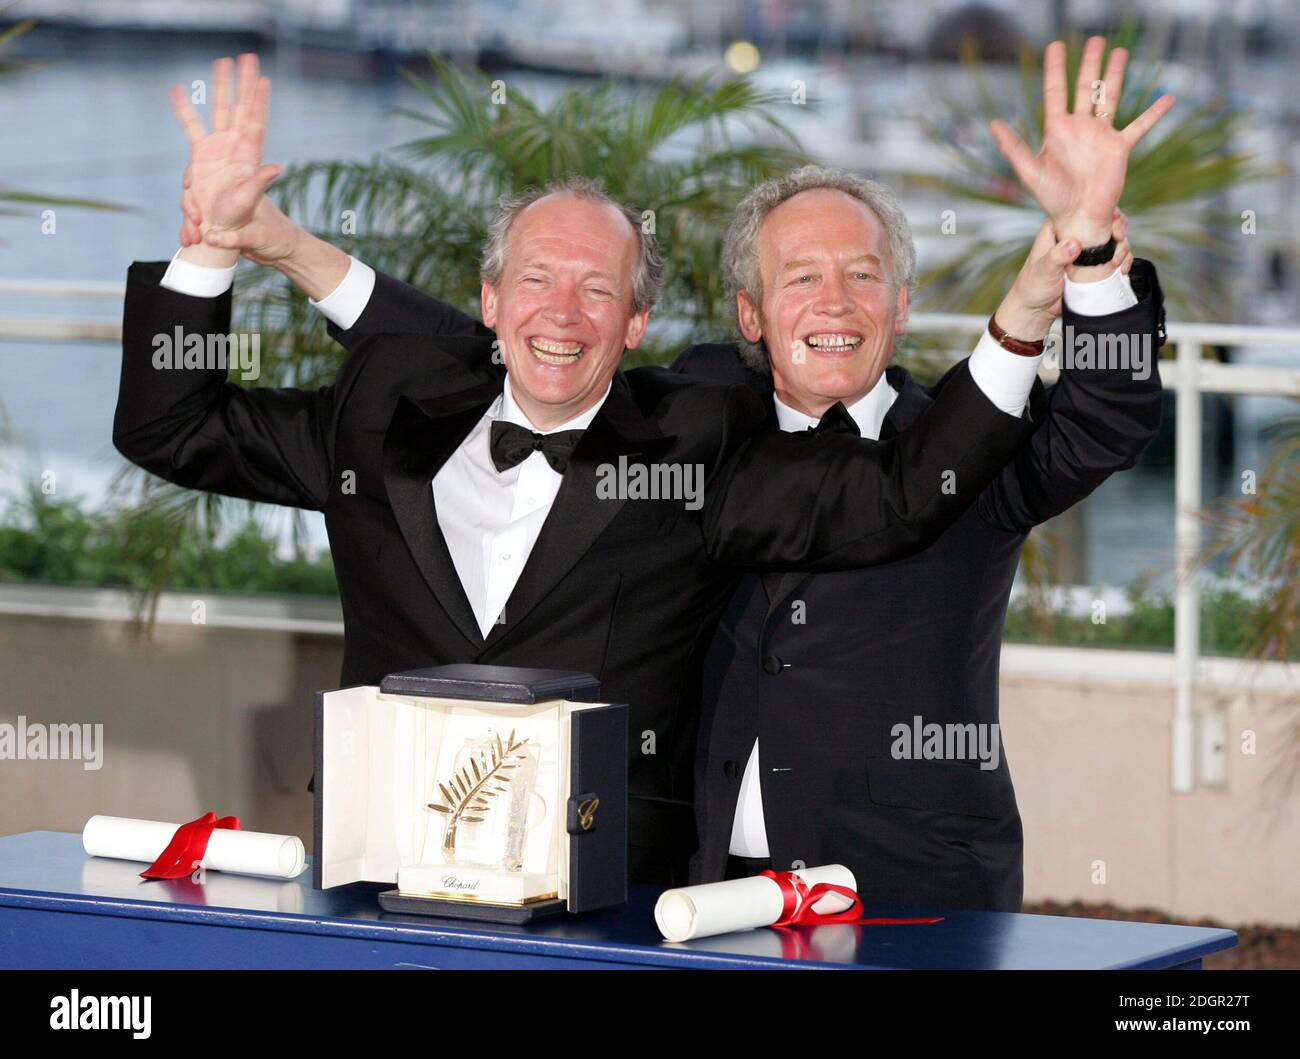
<box><xmin>429</xmin><ymin>728</ymin><xmax>536</xmax><ymax>871</ymax></box>
<box><xmin>314</xmin><ymin>664</ymin><xmax>627</xmax><ymax>922</ymax></box>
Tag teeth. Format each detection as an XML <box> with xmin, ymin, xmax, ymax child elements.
<box><xmin>806</xmin><ymin>334</ymin><xmax>861</xmax><ymax>349</ymax></box>
<box><xmin>529</xmin><ymin>338</ymin><xmax>583</xmax><ymax>364</ymax></box>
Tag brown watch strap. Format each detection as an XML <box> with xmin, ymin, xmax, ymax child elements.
<box><xmin>987</xmin><ymin>313</ymin><xmax>1046</xmax><ymax>357</ymax></box>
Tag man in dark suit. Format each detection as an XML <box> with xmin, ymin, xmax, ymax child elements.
<box><xmin>681</xmin><ymin>37</ymin><xmax>1170</xmax><ymax>910</ymax></box>
<box><xmin>679</xmin><ymin>245</ymin><xmax>1163</xmax><ymax>911</ymax></box>
<box><xmin>122</xmin><ymin>55</ymin><xmax>1046</xmax><ymax>886</ymax></box>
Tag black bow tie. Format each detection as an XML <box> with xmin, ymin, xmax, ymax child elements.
<box><xmin>489</xmin><ymin>420</ymin><xmax>585</xmax><ymax>474</ymax></box>
<box><xmin>806</xmin><ymin>401</ymin><xmax>861</xmax><ymax>437</ymax></box>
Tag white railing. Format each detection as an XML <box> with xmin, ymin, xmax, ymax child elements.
<box><xmin>3</xmin><ymin>281</ymin><xmax>1300</xmax><ymax>793</ymax></box>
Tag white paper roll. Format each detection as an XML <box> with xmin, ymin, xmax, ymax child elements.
<box><xmin>82</xmin><ymin>815</ymin><xmax>306</xmax><ymax>880</ymax></box>
<box><xmin>654</xmin><ymin>864</ymin><xmax>857</xmax><ymax>942</ymax></box>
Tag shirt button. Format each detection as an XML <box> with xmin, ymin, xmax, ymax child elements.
<box><xmin>762</xmin><ymin>655</ymin><xmax>783</xmax><ymax>675</ymax></box>
<box><xmin>501</xmin><ymin>553</ymin><xmax>512</xmax><ymax>561</ymax></box>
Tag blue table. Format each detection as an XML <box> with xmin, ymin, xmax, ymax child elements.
<box><xmin>0</xmin><ymin>832</ymin><xmax>1236</xmax><ymax>969</ymax></box>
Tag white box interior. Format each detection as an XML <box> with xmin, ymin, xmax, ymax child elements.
<box><xmin>319</xmin><ymin>686</ymin><xmax>609</xmax><ymax>904</ymax></box>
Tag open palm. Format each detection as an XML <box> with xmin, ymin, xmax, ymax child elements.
<box><xmin>170</xmin><ymin>54</ymin><xmax>279</xmax><ymax>238</ymax></box>
<box><xmin>990</xmin><ymin>37</ymin><xmax>1174</xmax><ymax>243</ymax></box>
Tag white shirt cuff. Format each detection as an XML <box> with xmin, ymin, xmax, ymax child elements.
<box><xmin>159</xmin><ymin>248</ymin><xmax>236</xmax><ymax>298</ymax></box>
<box><xmin>309</xmin><ymin>256</ymin><xmax>376</xmax><ymax>331</ymax></box>
<box><xmin>968</xmin><ymin>329</ymin><xmax>1042</xmax><ymax>417</ymax></box>
<box><xmin>1063</xmin><ymin>267</ymin><xmax>1137</xmax><ymax>316</ymax></box>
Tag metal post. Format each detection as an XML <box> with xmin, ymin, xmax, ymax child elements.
<box><xmin>1172</xmin><ymin>339</ymin><xmax>1201</xmax><ymax>792</ymax></box>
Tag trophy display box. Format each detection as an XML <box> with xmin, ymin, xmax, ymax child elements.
<box><xmin>314</xmin><ymin>664</ymin><xmax>627</xmax><ymax>923</ymax></box>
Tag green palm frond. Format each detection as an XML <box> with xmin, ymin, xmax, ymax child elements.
<box><xmin>1195</xmin><ymin>410</ymin><xmax>1300</xmax><ymax>663</ymax></box>
<box><xmin>0</xmin><ymin>17</ymin><xmax>134</xmax><ymax>218</ymax></box>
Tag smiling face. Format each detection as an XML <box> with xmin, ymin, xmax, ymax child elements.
<box><xmin>481</xmin><ymin>193</ymin><xmax>649</xmax><ymax>431</ymax></box>
<box><xmin>737</xmin><ymin>187</ymin><xmax>909</xmax><ymax>417</ymax></box>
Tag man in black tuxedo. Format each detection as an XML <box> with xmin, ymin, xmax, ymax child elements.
<box><xmin>677</xmin><ymin>37</ymin><xmax>1171</xmax><ymax>910</ymax></box>
<box><xmin>125</xmin><ymin>49</ymin><xmax>1134</xmax><ymax>889</ymax></box>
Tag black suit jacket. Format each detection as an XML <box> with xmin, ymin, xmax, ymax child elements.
<box><xmin>676</xmin><ymin>259</ymin><xmax>1166</xmax><ymax>911</ymax></box>
<box><xmin>113</xmin><ymin>261</ymin><xmax>1033</xmax><ymax>886</ymax></box>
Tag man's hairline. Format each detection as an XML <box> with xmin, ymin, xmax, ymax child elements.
<box><xmin>490</xmin><ymin>192</ymin><xmax>644</xmax><ymax>309</ymax></box>
<box><xmin>745</xmin><ymin>192</ymin><xmax>904</xmax><ymax>307</ymax></box>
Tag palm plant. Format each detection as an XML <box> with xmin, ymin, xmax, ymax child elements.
<box><xmin>1195</xmin><ymin>410</ymin><xmax>1300</xmax><ymax>803</ymax></box>
<box><xmin>0</xmin><ymin>16</ymin><xmax>128</xmax><ymax>221</ymax></box>
<box><xmin>905</xmin><ymin>30</ymin><xmax>1277</xmax><ymax>320</ymax></box>
<box><xmin>0</xmin><ymin>13</ymin><xmax>130</xmax><ymax>557</ymax></box>
<box><xmin>1196</xmin><ymin>412</ymin><xmax>1300</xmax><ymax>663</ymax></box>
<box><xmin>901</xmin><ymin>31</ymin><xmax>1279</xmax><ymax>612</ymax></box>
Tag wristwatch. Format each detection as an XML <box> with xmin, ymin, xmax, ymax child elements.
<box><xmin>1073</xmin><ymin>235</ymin><xmax>1118</xmax><ymax>267</ymax></box>
<box><xmin>987</xmin><ymin>313</ymin><xmax>1045</xmax><ymax>357</ymax></box>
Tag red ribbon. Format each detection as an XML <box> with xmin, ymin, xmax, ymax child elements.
<box><xmin>140</xmin><ymin>811</ymin><xmax>241</xmax><ymax>880</ymax></box>
<box><xmin>759</xmin><ymin>869</ymin><xmax>944</xmax><ymax>928</ymax></box>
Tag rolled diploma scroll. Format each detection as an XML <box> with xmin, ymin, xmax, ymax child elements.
<box><xmin>82</xmin><ymin>815</ymin><xmax>306</xmax><ymax>880</ymax></box>
<box><xmin>655</xmin><ymin>864</ymin><xmax>857</xmax><ymax>942</ymax></box>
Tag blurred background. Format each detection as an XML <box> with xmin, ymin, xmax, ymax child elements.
<box><xmin>0</xmin><ymin>0</ymin><xmax>1295</xmax><ymax>965</ymax></box>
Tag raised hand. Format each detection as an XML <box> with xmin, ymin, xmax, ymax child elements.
<box><xmin>989</xmin><ymin>37</ymin><xmax>1174</xmax><ymax>247</ymax></box>
<box><xmin>170</xmin><ymin>53</ymin><xmax>281</xmax><ymax>257</ymax></box>
<box><xmin>180</xmin><ymin>172</ymin><xmax>302</xmax><ymax>267</ymax></box>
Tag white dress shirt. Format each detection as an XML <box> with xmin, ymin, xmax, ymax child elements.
<box><xmin>433</xmin><ymin>374</ymin><xmax>609</xmax><ymax>637</ymax></box>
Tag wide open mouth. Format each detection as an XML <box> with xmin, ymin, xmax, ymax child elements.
<box><xmin>800</xmin><ymin>330</ymin><xmax>864</xmax><ymax>352</ymax></box>
<box><xmin>527</xmin><ymin>336</ymin><xmax>585</xmax><ymax>365</ymax></box>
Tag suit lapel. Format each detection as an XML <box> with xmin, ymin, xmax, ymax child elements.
<box><xmin>762</xmin><ymin>569</ymin><xmax>809</xmax><ymax>620</ymax></box>
<box><xmin>877</xmin><ymin>364</ymin><xmax>930</xmax><ymax>441</ymax></box>
<box><xmin>482</xmin><ymin>371</ymin><xmax>675</xmax><ymax>650</ymax></box>
<box><xmin>382</xmin><ymin>380</ymin><xmax>503</xmax><ymax>649</ymax></box>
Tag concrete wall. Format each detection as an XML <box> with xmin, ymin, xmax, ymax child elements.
<box><xmin>1003</xmin><ymin>670</ymin><xmax>1299</xmax><ymax>925</ymax></box>
<box><xmin>0</xmin><ymin>600</ymin><xmax>336</xmax><ymax>856</ymax></box>
<box><xmin>1</xmin><ymin>589</ymin><xmax>1296</xmax><ymax>926</ymax></box>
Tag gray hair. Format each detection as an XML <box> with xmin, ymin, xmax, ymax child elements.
<box><xmin>722</xmin><ymin>164</ymin><xmax>917</xmax><ymax>374</ymax></box>
<box><xmin>480</xmin><ymin>175</ymin><xmax>663</xmax><ymax>314</ymax></box>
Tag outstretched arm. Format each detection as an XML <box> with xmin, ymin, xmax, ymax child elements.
<box><xmin>703</xmin><ymin>359</ymin><xmax>1034</xmax><ymax>570</ymax></box>
<box><xmin>168</xmin><ymin>53</ymin><xmax>489</xmax><ymax>350</ymax></box>
<box><xmin>976</xmin><ymin>35</ymin><xmax>1172</xmax><ymax>529</ymax></box>
<box><xmin>113</xmin><ymin>262</ymin><xmax>346</xmax><ymax>511</ymax></box>
<box><xmin>978</xmin><ymin>255</ymin><xmax>1166</xmax><ymax>532</ymax></box>
<box><xmin>700</xmin><ymin>221</ymin><xmax>1111</xmax><ymax>570</ymax></box>
<box><xmin>115</xmin><ymin>55</ymin><xmax>360</xmax><ymax>510</ymax></box>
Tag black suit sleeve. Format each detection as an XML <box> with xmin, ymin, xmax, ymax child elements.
<box><xmin>703</xmin><ymin>358</ymin><xmax>1036</xmax><ymax>570</ymax></box>
<box><xmin>975</xmin><ymin>258</ymin><xmax>1166</xmax><ymax>533</ymax></box>
<box><xmin>325</xmin><ymin>266</ymin><xmax>494</xmax><ymax>351</ymax></box>
<box><xmin>113</xmin><ymin>261</ymin><xmax>353</xmax><ymax>511</ymax></box>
